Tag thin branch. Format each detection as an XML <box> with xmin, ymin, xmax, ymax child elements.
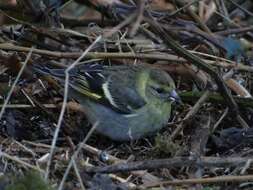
<box><xmin>0</xmin><ymin>150</ymin><xmax>43</xmax><ymax>173</ymax></box>
<box><xmin>45</xmin><ymin>36</ymin><xmax>102</xmax><ymax>180</ymax></box>
<box><xmin>1</xmin><ymin>44</ymin><xmax>252</xmax><ymax>73</ymax></box>
<box><xmin>85</xmin><ymin>156</ymin><xmax>252</xmax><ymax>174</ymax></box>
<box><xmin>58</xmin><ymin>122</ymin><xmax>98</xmax><ymax>190</ymax></box>
<box><xmin>141</xmin><ymin>175</ymin><xmax>253</xmax><ymax>188</ymax></box>
<box><xmin>171</xmin><ymin>90</ymin><xmax>211</xmax><ymax>140</ymax></box>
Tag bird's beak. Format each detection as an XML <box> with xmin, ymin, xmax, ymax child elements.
<box><xmin>169</xmin><ymin>90</ymin><xmax>182</xmax><ymax>104</ymax></box>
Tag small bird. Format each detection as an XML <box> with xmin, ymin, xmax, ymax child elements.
<box><xmin>36</xmin><ymin>64</ymin><xmax>180</xmax><ymax>141</ymax></box>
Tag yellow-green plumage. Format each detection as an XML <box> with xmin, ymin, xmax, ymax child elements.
<box><xmin>35</xmin><ymin>64</ymin><xmax>180</xmax><ymax>141</ymax></box>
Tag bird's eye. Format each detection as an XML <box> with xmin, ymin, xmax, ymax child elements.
<box><xmin>152</xmin><ymin>87</ymin><xmax>165</xmax><ymax>94</ymax></box>
<box><xmin>156</xmin><ymin>88</ymin><xmax>164</xmax><ymax>94</ymax></box>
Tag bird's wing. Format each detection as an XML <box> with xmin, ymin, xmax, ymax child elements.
<box><xmin>75</xmin><ymin>64</ymin><xmax>147</xmax><ymax>114</ymax></box>
<box><xmin>36</xmin><ymin>64</ymin><xmax>147</xmax><ymax>114</ymax></box>
<box><xmin>103</xmin><ymin>71</ymin><xmax>147</xmax><ymax>113</ymax></box>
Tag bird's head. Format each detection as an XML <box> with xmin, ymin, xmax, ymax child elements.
<box><xmin>146</xmin><ymin>69</ymin><xmax>181</xmax><ymax>103</ymax></box>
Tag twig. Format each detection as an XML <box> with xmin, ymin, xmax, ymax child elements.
<box><xmin>85</xmin><ymin>156</ymin><xmax>252</xmax><ymax>174</ymax></box>
<box><xmin>82</xmin><ymin>144</ymin><xmax>160</xmax><ymax>183</ymax></box>
<box><xmin>58</xmin><ymin>122</ymin><xmax>98</xmax><ymax>190</ymax></box>
<box><xmin>129</xmin><ymin>1</ymin><xmax>145</xmax><ymax>37</ymax></box>
<box><xmin>0</xmin><ymin>104</ymin><xmax>57</xmax><ymax>108</ymax></box>
<box><xmin>81</xmin><ymin>156</ymin><xmax>136</xmax><ymax>189</ymax></box>
<box><xmin>14</xmin><ymin>140</ymin><xmax>36</xmax><ymax>157</ymax></box>
<box><xmin>226</xmin><ymin>79</ymin><xmax>252</xmax><ymax>97</ymax></box>
<box><xmin>1</xmin><ymin>44</ymin><xmax>253</xmax><ymax>72</ymax></box>
<box><xmin>169</xmin><ymin>0</ymin><xmax>200</xmax><ymax>17</ymax></box>
<box><xmin>45</xmin><ymin>36</ymin><xmax>102</xmax><ymax>180</ymax></box>
<box><xmin>180</xmin><ymin>91</ymin><xmax>253</xmax><ymax>107</ymax></box>
<box><xmin>240</xmin><ymin>159</ymin><xmax>253</xmax><ymax>175</ymax></box>
<box><xmin>212</xmin><ymin>108</ymin><xmax>229</xmax><ymax>132</ymax></box>
<box><xmin>103</xmin><ymin>13</ymin><xmax>137</xmax><ymax>38</ymax></box>
<box><xmin>22</xmin><ymin>140</ymin><xmax>64</xmax><ymax>151</ymax></box>
<box><xmin>73</xmin><ymin>159</ymin><xmax>86</xmax><ymax>190</ymax></box>
<box><xmin>174</xmin><ymin>0</ymin><xmax>212</xmax><ymax>34</ymax></box>
<box><xmin>141</xmin><ymin>175</ymin><xmax>253</xmax><ymax>188</ymax></box>
<box><xmin>171</xmin><ymin>90</ymin><xmax>210</xmax><ymax>140</ymax></box>
<box><xmin>227</xmin><ymin>0</ymin><xmax>253</xmax><ymax>17</ymax></box>
<box><xmin>0</xmin><ymin>150</ymin><xmax>43</xmax><ymax>173</ymax></box>
<box><xmin>214</xmin><ymin>26</ymin><xmax>253</xmax><ymax>36</ymax></box>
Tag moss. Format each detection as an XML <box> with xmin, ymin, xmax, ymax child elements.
<box><xmin>153</xmin><ymin>133</ymin><xmax>181</xmax><ymax>157</ymax></box>
<box><xmin>6</xmin><ymin>171</ymin><xmax>54</xmax><ymax>190</ymax></box>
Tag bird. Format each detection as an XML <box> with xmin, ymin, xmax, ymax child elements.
<box><xmin>35</xmin><ymin>64</ymin><xmax>180</xmax><ymax>141</ymax></box>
